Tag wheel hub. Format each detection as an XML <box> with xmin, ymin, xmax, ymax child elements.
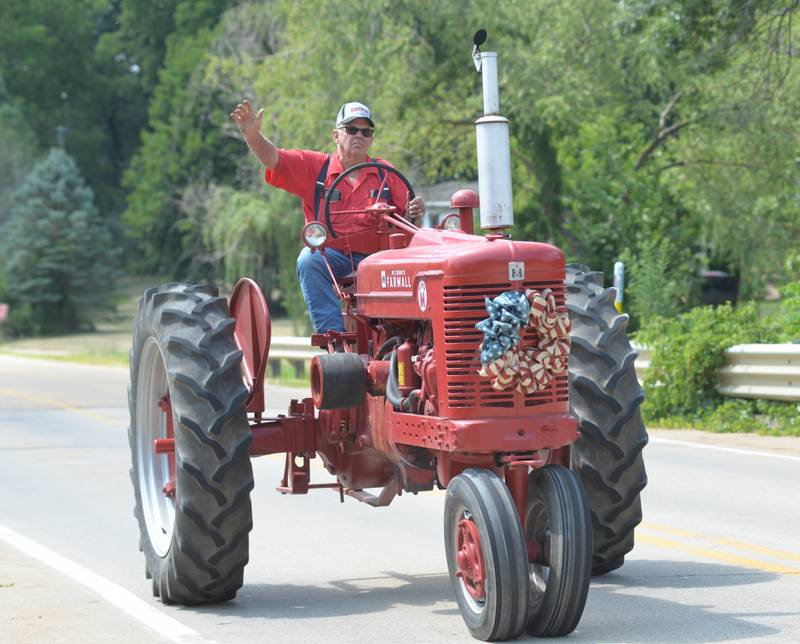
<box><xmin>456</xmin><ymin>515</ymin><xmax>486</xmax><ymax>601</ymax></box>
<box><xmin>525</xmin><ymin>491</ymin><xmax>553</xmax><ymax>612</ymax></box>
<box><xmin>136</xmin><ymin>337</ymin><xmax>176</xmax><ymax>557</ymax></box>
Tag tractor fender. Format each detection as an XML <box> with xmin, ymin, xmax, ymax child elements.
<box><xmin>230</xmin><ymin>278</ymin><xmax>271</xmax><ymax>413</ymax></box>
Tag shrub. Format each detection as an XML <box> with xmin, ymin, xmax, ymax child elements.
<box><xmin>636</xmin><ymin>290</ymin><xmax>800</xmax><ymax>435</ymax></box>
<box><xmin>621</xmin><ymin>237</ymin><xmax>698</xmax><ymax>328</ymax></box>
<box><xmin>636</xmin><ymin>302</ymin><xmax>773</xmax><ymax>419</ymax></box>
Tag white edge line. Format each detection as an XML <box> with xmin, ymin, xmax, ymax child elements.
<box><xmin>0</xmin><ymin>524</ymin><xmax>218</xmax><ymax>644</ymax></box>
<box><xmin>649</xmin><ymin>436</ymin><xmax>800</xmax><ymax>462</ymax></box>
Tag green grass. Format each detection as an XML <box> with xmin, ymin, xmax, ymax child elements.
<box><xmin>645</xmin><ymin>398</ymin><xmax>800</xmax><ymax>437</ymax></box>
<box><xmin>0</xmin><ymin>348</ymin><xmax>129</xmax><ymax>367</ymax></box>
<box><xmin>0</xmin><ymin>274</ymin><xmax>145</xmax><ymax>367</ymax></box>
<box><xmin>0</xmin><ymin>330</ymin><xmax>132</xmax><ymax>365</ymax></box>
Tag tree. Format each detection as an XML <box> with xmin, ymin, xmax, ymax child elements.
<box><xmin>121</xmin><ymin>0</ymin><xmax>239</xmax><ymax>274</ymax></box>
<box><xmin>188</xmin><ymin>183</ymin><xmax>309</xmax><ymax>331</ymax></box>
<box><xmin>0</xmin><ymin>0</ymin><xmax>174</xmax><ymax>244</ymax></box>
<box><xmin>0</xmin><ymin>76</ymin><xmax>39</xmax><ymax>224</ymax></box>
<box><xmin>2</xmin><ymin>149</ymin><xmax>117</xmax><ymax>334</ymax></box>
<box><xmin>120</xmin><ymin>0</ymin><xmax>799</xmax><ymax>329</ymax></box>
<box><xmin>0</xmin><ymin>1</ymin><xmax>119</xmax><ymax>212</ymax></box>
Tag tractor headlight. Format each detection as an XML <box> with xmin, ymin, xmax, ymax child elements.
<box><xmin>302</xmin><ymin>222</ymin><xmax>328</xmax><ymax>249</ymax></box>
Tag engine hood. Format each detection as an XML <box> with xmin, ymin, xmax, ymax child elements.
<box><xmin>356</xmin><ymin>228</ymin><xmax>565</xmax><ymax>319</ymax></box>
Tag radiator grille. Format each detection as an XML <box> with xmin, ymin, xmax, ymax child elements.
<box><xmin>443</xmin><ymin>280</ymin><xmax>569</xmax><ymax>409</ymax></box>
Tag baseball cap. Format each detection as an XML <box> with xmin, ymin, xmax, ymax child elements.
<box><xmin>336</xmin><ymin>102</ymin><xmax>375</xmax><ymax>127</ymax></box>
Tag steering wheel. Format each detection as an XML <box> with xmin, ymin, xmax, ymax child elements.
<box><xmin>323</xmin><ymin>161</ymin><xmax>416</xmax><ymax>239</ymax></box>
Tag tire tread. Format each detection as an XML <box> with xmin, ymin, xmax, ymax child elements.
<box><xmin>566</xmin><ymin>264</ymin><xmax>648</xmax><ymax>575</ymax></box>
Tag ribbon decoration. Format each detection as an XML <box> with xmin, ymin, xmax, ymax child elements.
<box><xmin>476</xmin><ymin>289</ymin><xmax>572</xmax><ymax>394</ymax></box>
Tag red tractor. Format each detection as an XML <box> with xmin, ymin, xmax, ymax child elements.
<box><xmin>128</xmin><ymin>32</ymin><xmax>647</xmax><ymax>641</ymax></box>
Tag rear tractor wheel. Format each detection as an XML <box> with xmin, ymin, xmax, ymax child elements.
<box><xmin>566</xmin><ymin>264</ymin><xmax>649</xmax><ymax>575</ymax></box>
<box><xmin>129</xmin><ymin>282</ymin><xmax>254</xmax><ymax>604</ymax></box>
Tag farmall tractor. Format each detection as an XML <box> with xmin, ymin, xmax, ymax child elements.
<box><xmin>128</xmin><ymin>32</ymin><xmax>647</xmax><ymax>640</ymax></box>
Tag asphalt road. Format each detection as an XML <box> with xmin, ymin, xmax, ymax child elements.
<box><xmin>1</xmin><ymin>354</ymin><xmax>799</xmax><ymax>643</ymax></box>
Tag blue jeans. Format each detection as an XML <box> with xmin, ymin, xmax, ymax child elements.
<box><xmin>296</xmin><ymin>247</ymin><xmax>368</xmax><ymax>332</ymax></box>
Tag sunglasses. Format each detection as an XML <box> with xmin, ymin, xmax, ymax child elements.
<box><xmin>340</xmin><ymin>125</ymin><xmax>374</xmax><ymax>137</ymax></box>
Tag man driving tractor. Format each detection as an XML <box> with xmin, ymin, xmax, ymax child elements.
<box><xmin>230</xmin><ymin>100</ymin><xmax>425</xmax><ymax>334</ymax></box>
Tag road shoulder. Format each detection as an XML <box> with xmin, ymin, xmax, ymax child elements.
<box><xmin>649</xmin><ymin>427</ymin><xmax>800</xmax><ymax>457</ymax></box>
<box><xmin>0</xmin><ymin>541</ymin><xmax>173</xmax><ymax>644</ymax></box>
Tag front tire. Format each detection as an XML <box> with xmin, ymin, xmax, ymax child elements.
<box><xmin>444</xmin><ymin>468</ymin><xmax>528</xmax><ymax>641</ymax></box>
<box><xmin>566</xmin><ymin>264</ymin><xmax>648</xmax><ymax>575</ymax></box>
<box><xmin>129</xmin><ymin>283</ymin><xmax>254</xmax><ymax>604</ymax></box>
<box><xmin>524</xmin><ymin>465</ymin><xmax>592</xmax><ymax>636</ymax></box>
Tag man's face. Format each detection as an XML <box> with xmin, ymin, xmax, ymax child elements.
<box><xmin>333</xmin><ymin>118</ymin><xmax>374</xmax><ymax>158</ymax></box>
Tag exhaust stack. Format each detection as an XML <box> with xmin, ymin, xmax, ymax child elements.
<box><xmin>472</xmin><ymin>30</ymin><xmax>513</xmax><ymax>230</ymax></box>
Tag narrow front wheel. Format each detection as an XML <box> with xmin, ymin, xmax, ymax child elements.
<box><xmin>525</xmin><ymin>465</ymin><xmax>592</xmax><ymax>636</ymax></box>
<box><xmin>444</xmin><ymin>468</ymin><xmax>529</xmax><ymax>641</ymax></box>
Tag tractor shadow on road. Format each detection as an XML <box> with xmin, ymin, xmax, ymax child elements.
<box><xmin>186</xmin><ymin>559</ymin><xmax>793</xmax><ymax>642</ymax></box>
<box><xmin>193</xmin><ymin>570</ymin><xmax>457</xmax><ymax>620</ymax></box>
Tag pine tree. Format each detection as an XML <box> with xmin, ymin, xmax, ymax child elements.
<box><xmin>2</xmin><ymin>148</ymin><xmax>117</xmax><ymax>334</ymax></box>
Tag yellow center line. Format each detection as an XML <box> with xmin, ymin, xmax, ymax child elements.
<box><xmin>642</xmin><ymin>522</ymin><xmax>800</xmax><ymax>563</ymax></box>
<box><xmin>0</xmin><ymin>388</ymin><xmax>121</xmax><ymax>425</ymax></box>
<box><xmin>636</xmin><ymin>533</ymin><xmax>800</xmax><ymax>575</ymax></box>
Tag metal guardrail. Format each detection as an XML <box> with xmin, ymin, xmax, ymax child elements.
<box><xmin>634</xmin><ymin>343</ymin><xmax>800</xmax><ymax>402</ymax></box>
<box><xmin>268</xmin><ymin>336</ymin><xmax>322</xmax><ymax>377</ymax></box>
<box><xmin>717</xmin><ymin>344</ymin><xmax>800</xmax><ymax>401</ymax></box>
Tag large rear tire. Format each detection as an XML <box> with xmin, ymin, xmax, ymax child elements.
<box><xmin>129</xmin><ymin>282</ymin><xmax>254</xmax><ymax>604</ymax></box>
<box><xmin>566</xmin><ymin>264</ymin><xmax>648</xmax><ymax>575</ymax></box>
<box><xmin>444</xmin><ymin>468</ymin><xmax>529</xmax><ymax>641</ymax></box>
